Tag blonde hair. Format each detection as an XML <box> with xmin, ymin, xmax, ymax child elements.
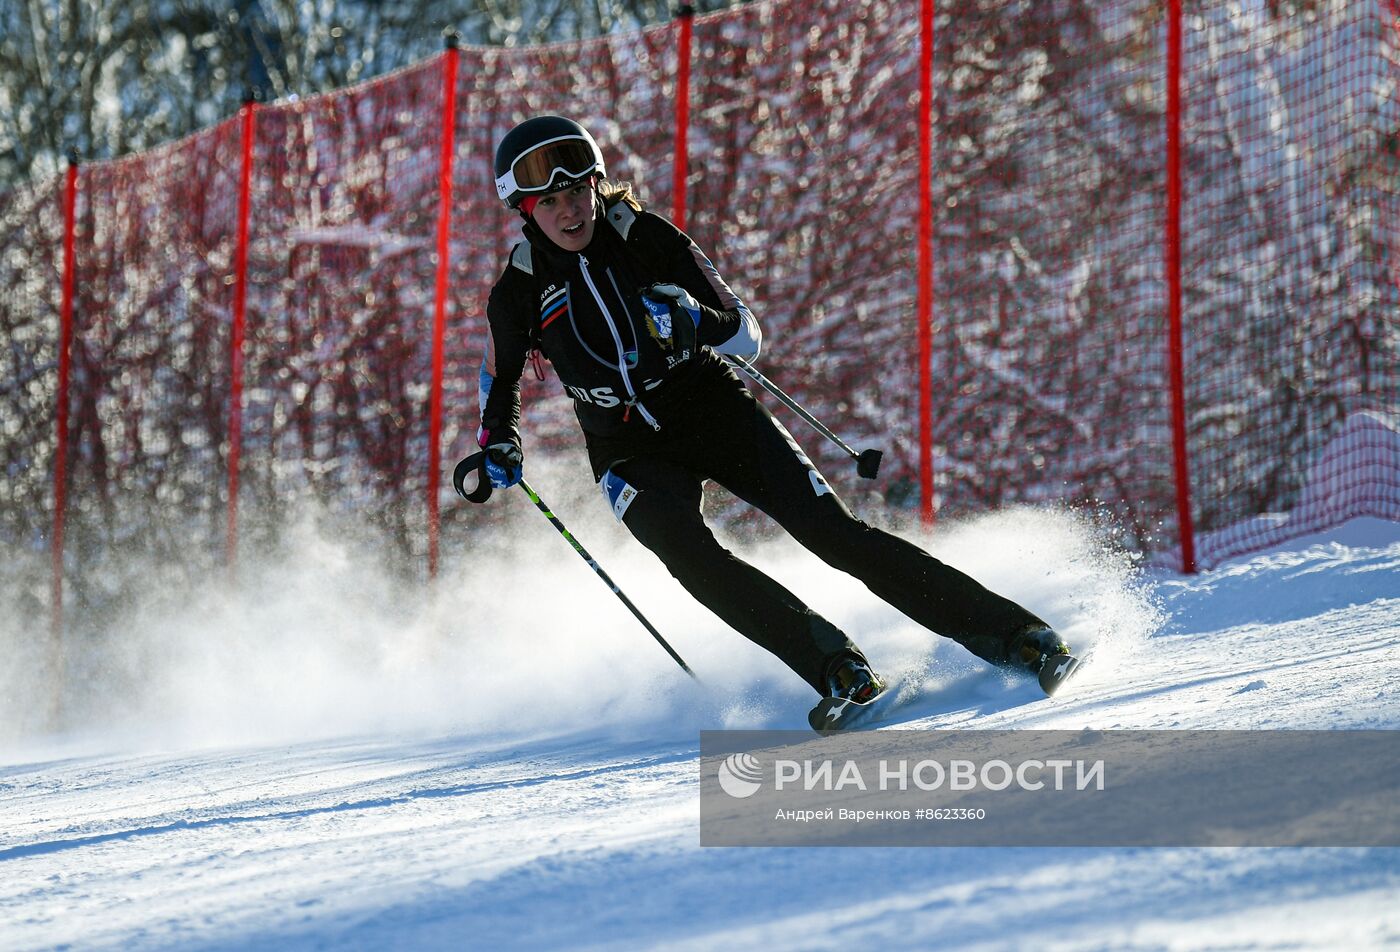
<box><xmin>597</xmin><ymin>178</ymin><xmax>645</xmax><ymax>212</ymax></box>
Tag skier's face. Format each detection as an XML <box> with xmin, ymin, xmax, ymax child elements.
<box><xmin>532</xmin><ymin>183</ymin><xmax>596</xmax><ymax>252</ymax></box>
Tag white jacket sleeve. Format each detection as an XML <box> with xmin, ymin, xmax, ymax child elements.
<box><xmin>709</xmin><ymin>304</ymin><xmax>762</xmax><ymax>360</ymax></box>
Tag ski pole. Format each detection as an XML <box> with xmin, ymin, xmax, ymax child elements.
<box><xmin>453</xmin><ymin>452</ymin><xmax>699</xmax><ymax>682</ymax></box>
<box><xmin>724</xmin><ymin>355</ymin><xmax>883</xmax><ymax>479</ymax></box>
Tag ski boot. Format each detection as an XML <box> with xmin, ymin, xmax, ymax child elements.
<box><xmin>826</xmin><ymin>655</ymin><xmax>887</xmax><ymax>703</ymax></box>
<box><xmin>809</xmin><ymin>656</ymin><xmax>892</xmax><ymax>734</ymax></box>
<box><xmin>1007</xmin><ymin>625</ymin><xmax>1071</xmax><ymax>674</ymax></box>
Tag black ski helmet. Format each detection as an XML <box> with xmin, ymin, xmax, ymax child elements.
<box><xmin>493</xmin><ymin>116</ymin><xmax>606</xmax><ymax>209</ymax></box>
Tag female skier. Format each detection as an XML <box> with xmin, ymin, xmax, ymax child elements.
<box><xmin>475</xmin><ymin>116</ymin><xmax>1067</xmax><ymax>715</ymax></box>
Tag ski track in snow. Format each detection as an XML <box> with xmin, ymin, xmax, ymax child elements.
<box><xmin>2</xmin><ymin>513</ymin><xmax>1398</xmax><ymax>950</ymax></box>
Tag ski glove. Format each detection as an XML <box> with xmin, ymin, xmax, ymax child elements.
<box><xmin>641</xmin><ymin>282</ymin><xmax>701</xmax><ymax>358</ymax></box>
<box><xmin>643</xmin><ymin>282</ymin><xmax>702</xmax><ymax>325</ymax></box>
<box><xmin>483</xmin><ymin>442</ymin><xmax>523</xmax><ymax>490</ymax></box>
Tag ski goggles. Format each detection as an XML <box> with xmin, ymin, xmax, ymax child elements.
<box><xmin>495</xmin><ymin>135</ymin><xmax>601</xmax><ymax>205</ymax></box>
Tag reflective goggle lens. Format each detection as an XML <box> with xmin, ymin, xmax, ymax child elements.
<box><xmin>511</xmin><ymin>137</ymin><xmax>598</xmax><ymax>192</ymax></box>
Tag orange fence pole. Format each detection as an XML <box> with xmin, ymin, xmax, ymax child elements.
<box><xmin>1165</xmin><ymin>0</ymin><xmax>1196</xmax><ymax>573</ymax></box>
<box><xmin>917</xmin><ymin>0</ymin><xmax>935</xmax><ymax>524</ymax></box>
<box><xmin>52</xmin><ymin>153</ymin><xmax>78</xmax><ymax>661</ymax></box>
<box><xmin>428</xmin><ymin>36</ymin><xmax>461</xmax><ymax>579</ymax></box>
<box><xmin>672</xmin><ymin>5</ymin><xmax>695</xmax><ymax>231</ymax></box>
<box><xmin>227</xmin><ymin>98</ymin><xmax>257</xmax><ymax>570</ymax></box>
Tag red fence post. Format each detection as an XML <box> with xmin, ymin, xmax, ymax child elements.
<box><xmin>918</xmin><ymin>0</ymin><xmax>936</xmax><ymax>525</ymax></box>
<box><xmin>1165</xmin><ymin>0</ymin><xmax>1196</xmax><ymax>573</ymax></box>
<box><xmin>52</xmin><ymin>153</ymin><xmax>78</xmax><ymax>659</ymax></box>
<box><xmin>228</xmin><ymin>97</ymin><xmax>256</xmax><ymax>570</ymax></box>
<box><xmin>673</xmin><ymin>5</ymin><xmax>695</xmax><ymax>230</ymax></box>
<box><xmin>428</xmin><ymin>36</ymin><xmax>460</xmax><ymax>579</ymax></box>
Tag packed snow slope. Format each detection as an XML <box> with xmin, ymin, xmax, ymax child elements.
<box><xmin>2</xmin><ymin>505</ymin><xmax>1398</xmax><ymax>951</ymax></box>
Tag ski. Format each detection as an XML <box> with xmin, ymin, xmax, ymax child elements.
<box><xmin>807</xmin><ymin>684</ymin><xmax>904</xmax><ymax>735</ymax></box>
<box><xmin>807</xmin><ymin>653</ymin><xmax>1086</xmax><ymax>734</ymax></box>
<box><xmin>1037</xmin><ymin>652</ymin><xmax>1083</xmax><ymax>696</ymax></box>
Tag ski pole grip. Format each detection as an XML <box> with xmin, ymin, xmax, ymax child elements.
<box><xmin>452</xmin><ymin>451</ymin><xmax>494</xmax><ymax>504</ymax></box>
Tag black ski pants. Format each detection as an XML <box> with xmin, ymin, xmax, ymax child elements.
<box><xmin>600</xmin><ymin>371</ymin><xmax>1048</xmax><ymax>694</ymax></box>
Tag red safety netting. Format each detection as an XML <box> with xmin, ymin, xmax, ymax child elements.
<box><xmin>241</xmin><ymin>59</ymin><xmax>445</xmax><ymax>558</ymax></box>
<box><xmin>3</xmin><ymin>0</ymin><xmax>1398</xmax><ymax>623</ymax></box>
<box><xmin>0</xmin><ymin>175</ymin><xmax>66</xmax><ymax>552</ymax></box>
<box><xmin>928</xmin><ymin>2</ymin><xmax>1177</xmax><ymax>553</ymax></box>
<box><xmin>60</xmin><ymin>125</ymin><xmax>245</xmax><ymax>607</ymax></box>
<box><xmin>1178</xmin><ymin>0</ymin><xmax>1400</xmax><ymax>565</ymax></box>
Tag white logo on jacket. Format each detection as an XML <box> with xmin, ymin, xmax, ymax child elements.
<box><xmin>565</xmin><ymin>377</ymin><xmax>664</xmax><ymax>409</ymax></box>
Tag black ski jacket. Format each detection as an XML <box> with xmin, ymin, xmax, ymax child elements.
<box><xmin>479</xmin><ymin>194</ymin><xmax>761</xmax><ymax>477</ymax></box>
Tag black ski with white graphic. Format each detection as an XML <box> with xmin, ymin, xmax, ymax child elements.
<box><xmin>808</xmin><ymin>685</ymin><xmax>903</xmax><ymax>734</ymax></box>
<box><xmin>1037</xmin><ymin>653</ymin><xmax>1082</xmax><ymax>695</ymax></box>
<box><xmin>807</xmin><ymin>651</ymin><xmax>1085</xmax><ymax>734</ymax></box>
<box><xmin>1014</xmin><ymin>627</ymin><xmax>1083</xmax><ymax>697</ymax></box>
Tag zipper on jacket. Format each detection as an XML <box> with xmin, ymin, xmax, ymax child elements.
<box><xmin>578</xmin><ymin>254</ymin><xmax>660</xmax><ymax>431</ymax></box>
